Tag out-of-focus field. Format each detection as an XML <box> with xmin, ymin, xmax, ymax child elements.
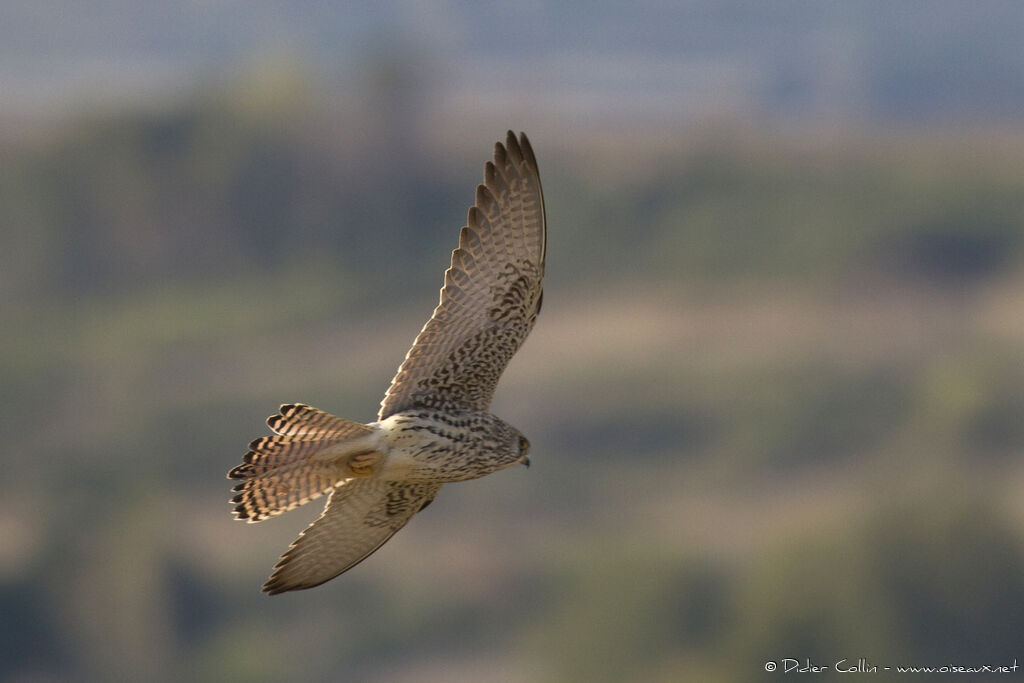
<box><xmin>3</xmin><ymin>81</ymin><xmax>1024</xmax><ymax>682</ymax></box>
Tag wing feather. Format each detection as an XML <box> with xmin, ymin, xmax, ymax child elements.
<box><xmin>262</xmin><ymin>480</ymin><xmax>440</xmax><ymax>594</ymax></box>
<box><xmin>379</xmin><ymin>131</ymin><xmax>546</xmax><ymax>418</ymax></box>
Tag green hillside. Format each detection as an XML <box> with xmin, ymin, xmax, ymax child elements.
<box><xmin>3</xmin><ymin>84</ymin><xmax>1024</xmax><ymax>681</ymax></box>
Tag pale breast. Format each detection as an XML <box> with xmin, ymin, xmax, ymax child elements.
<box><xmin>374</xmin><ymin>409</ymin><xmax>515</xmax><ymax>483</ymax></box>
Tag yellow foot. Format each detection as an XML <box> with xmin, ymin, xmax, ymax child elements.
<box><xmin>349</xmin><ymin>451</ymin><xmax>381</xmax><ymax>477</ymax></box>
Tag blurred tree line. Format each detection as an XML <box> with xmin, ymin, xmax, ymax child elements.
<box><xmin>3</xmin><ymin>69</ymin><xmax>1024</xmax><ymax>681</ymax></box>
<box><xmin>6</xmin><ymin>69</ymin><xmax>1024</xmax><ymax>308</ymax></box>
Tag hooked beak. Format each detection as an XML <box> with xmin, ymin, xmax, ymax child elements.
<box><xmin>521</xmin><ymin>455</ymin><xmax>531</xmax><ymax>468</ymax></box>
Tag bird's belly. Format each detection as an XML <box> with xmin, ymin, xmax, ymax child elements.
<box><xmin>373</xmin><ymin>410</ymin><xmax>515</xmax><ymax>483</ymax></box>
<box><xmin>377</xmin><ymin>443</ymin><xmax>493</xmax><ymax>483</ymax></box>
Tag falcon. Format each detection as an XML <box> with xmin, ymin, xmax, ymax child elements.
<box><xmin>228</xmin><ymin>131</ymin><xmax>546</xmax><ymax>594</ymax></box>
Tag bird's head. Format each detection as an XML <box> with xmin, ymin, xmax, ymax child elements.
<box><xmin>516</xmin><ymin>433</ymin><xmax>531</xmax><ymax>468</ymax></box>
<box><xmin>483</xmin><ymin>415</ymin><xmax>533</xmax><ymax>472</ymax></box>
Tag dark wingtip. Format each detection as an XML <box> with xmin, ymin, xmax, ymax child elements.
<box><xmin>496</xmin><ymin>131</ymin><xmax>538</xmax><ymax>174</ymax></box>
<box><xmin>518</xmin><ymin>132</ymin><xmax>538</xmax><ymax>171</ymax></box>
<box><xmin>505</xmin><ymin>130</ymin><xmax>522</xmax><ymax>159</ymax></box>
<box><xmin>262</xmin><ymin>567</ymin><xmax>296</xmax><ymax>595</ymax></box>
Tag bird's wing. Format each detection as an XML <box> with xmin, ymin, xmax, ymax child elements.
<box><xmin>379</xmin><ymin>131</ymin><xmax>546</xmax><ymax>419</ymax></box>
<box><xmin>262</xmin><ymin>479</ymin><xmax>441</xmax><ymax>594</ymax></box>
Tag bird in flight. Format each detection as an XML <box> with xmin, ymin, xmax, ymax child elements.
<box><xmin>228</xmin><ymin>131</ymin><xmax>546</xmax><ymax>594</ymax></box>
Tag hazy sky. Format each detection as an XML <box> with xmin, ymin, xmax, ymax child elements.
<box><xmin>3</xmin><ymin>1</ymin><xmax>1024</xmax><ymax>126</ymax></box>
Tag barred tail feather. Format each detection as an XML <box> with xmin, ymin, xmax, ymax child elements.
<box><xmin>230</xmin><ymin>459</ymin><xmax>347</xmax><ymax>522</ymax></box>
<box><xmin>228</xmin><ymin>406</ymin><xmax>379</xmax><ymax>522</ymax></box>
<box><xmin>268</xmin><ymin>403</ymin><xmax>372</xmax><ymax>439</ymax></box>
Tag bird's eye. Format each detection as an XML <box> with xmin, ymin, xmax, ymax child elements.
<box><xmin>518</xmin><ymin>436</ymin><xmax>530</xmax><ymax>454</ymax></box>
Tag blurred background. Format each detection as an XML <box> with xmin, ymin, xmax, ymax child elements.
<box><xmin>4</xmin><ymin>2</ymin><xmax>1024</xmax><ymax>681</ymax></box>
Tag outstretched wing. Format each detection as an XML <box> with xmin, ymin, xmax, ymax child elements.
<box><xmin>263</xmin><ymin>479</ymin><xmax>441</xmax><ymax>594</ymax></box>
<box><xmin>379</xmin><ymin>131</ymin><xmax>546</xmax><ymax>419</ymax></box>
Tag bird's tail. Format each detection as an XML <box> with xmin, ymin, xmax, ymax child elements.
<box><xmin>227</xmin><ymin>403</ymin><xmax>380</xmax><ymax>522</ymax></box>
